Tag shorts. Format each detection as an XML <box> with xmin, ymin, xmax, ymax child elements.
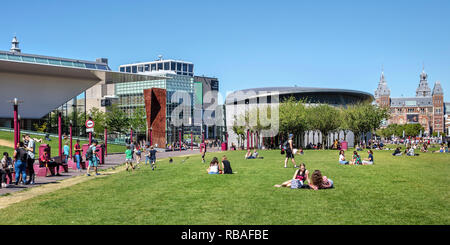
<box><xmin>208</xmin><ymin>172</ymin><xmax>219</xmax><ymax>174</ymax></box>
<box><xmin>125</xmin><ymin>158</ymin><xmax>132</xmax><ymax>163</ymax></box>
<box><xmin>286</xmin><ymin>149</ymin><xmax>294</xmax><ymax>159</ymax></box>
<box><xmin>88</xmin><ymin>158</ymin><xmax>98</xmax><ymax>167</ymax></box>
<box><xmin>362</xmin><ymin>160</ymin><xmax>373</xmax><ymax>165</ymax></box>
<box><xmin>339</xmin><ymin>160</ymin><xmax>349</xmax><ymax>165</ymax></box>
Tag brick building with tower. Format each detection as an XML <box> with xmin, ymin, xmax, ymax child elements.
<box><xmin>374</xmin><ymin>68</ymin><xmax>447</xmax><ymax>135</ymax></box>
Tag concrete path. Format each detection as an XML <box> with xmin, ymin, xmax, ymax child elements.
<box><xmin>0</xmin><ymin>146</ymin><xmax>223</xmax><ymax>197</ymax></box>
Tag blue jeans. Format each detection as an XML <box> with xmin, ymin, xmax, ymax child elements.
<box><xmin>14</xmin><ymin>160</ymin><xmax>27</xmax><ymax>183</ymax></box>
<box><xmin>339</xmin><ymin>160</ymin><xmax>349</xmax><ymax>165</ymax></box>
<box><xmin>75</xmin><ymin>155</ymin><xmax>81</xmax><ymax>169</ymax></box>
<box><xmin>145</xmin><ymin>156</ymin><xmax>151</xmax><ymax>165</ymax></box>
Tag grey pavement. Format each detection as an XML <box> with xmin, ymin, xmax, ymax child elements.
<box><xmin>0</xmin><ymin>146</ymin><xmax>222</xmax><ymax>196</ymax></box>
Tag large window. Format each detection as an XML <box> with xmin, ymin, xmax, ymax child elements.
<box><xmin>171</xmin><ymin>62</ymin><xmax>176</xmax><ymax>71</ymax></box>
<box><xmin>138</xmin><ymin>65</ymin><xmax>143</xmax><ymax>72</ymax></box>
<box><xmin>126</xmin><ymin>66</ymin><xmax>131</xmax><ymax>73</ymax></box>
<box><xmin>183</xmin><ymin>63</ymin><xmax>187</xmax><ymax>71</ymax></box>
<box><xmin>145</xmin><ymin>64</ymin><xmax>150</xmax><ymax>71</ymax></box>
<box><xmin>188</xmin><ymin>64</ymin><xmax>193</xmax><ymax>72</ymax></box>
<box><xmin>132</xmin><ymin>66</ymin><xmax>137</xmax><ymax>73</ymax></box>
<box><xmin>120</xmin><ymin>67</ymin><xmax>125</xmax><ymax>72</ymax></box>
<box><xmin>164</xmin><ymin>62</ymin><xmax>170</xmax><ymax>70</ymax></box>
<box><xmin>151</xmin><ymin>64</ymin><xmax>156</xmax><ymax>71</ymax></box>
<box><xmin>177</xmin><ymin>63</ymin><xmax>182</xmax><ymax>71</ymax></box>
<box><xmin>158</xmin><ymin>62</ymin><xmax>163</xmax><ymax>70</ymax></box>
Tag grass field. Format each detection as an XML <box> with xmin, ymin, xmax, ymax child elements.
<box><xmin>0</xmin><ymin>148</ymin><xmax>448</xmax><ymax>225</ymax></box>
<box><xmin>0</xmin><ymin>130</ymin><xmax>125</xmax><ymax>154</ymax></box>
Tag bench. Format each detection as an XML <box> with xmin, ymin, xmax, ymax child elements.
<box><xmin>34</xmin><ymin>156</ymin><xmax>69</xmax><ymax>177</ymax></box>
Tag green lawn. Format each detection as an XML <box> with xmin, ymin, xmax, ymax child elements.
<box><xmin>0</xmin><ymin>130</ymin><xmax>124</xmax><ymax>154</ymax></box>
<box><xmin>0</xmin><ymin>149</ymin><xmax>448</xmax><ymax>225</ymax></box>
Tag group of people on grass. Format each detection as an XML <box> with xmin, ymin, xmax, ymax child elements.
<box><xmin>124</xmin><ymin>142</ymin><xmax>158</xmax><ymax>172</ymax></box>
<box><xmin>274</xmin><ymin>163</ymin><xmax>334</xmax><ymax>190</ymax></box>
<box><xmin>206</xmin><ymin>156</ymin><xmax>233</xmax><ymax>174</ymax></box>
<box><xmin>339</xmin><ymin>150</ymin><xmax>374</xmax><ymax>165</ymax></box>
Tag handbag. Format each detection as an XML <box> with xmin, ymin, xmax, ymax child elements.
<box><xmin>291</xmin><ymin>179</ymin><xmax>302</xmax><ymax>189</ymax></box>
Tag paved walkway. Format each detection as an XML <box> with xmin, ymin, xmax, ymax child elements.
<box><xmin>0</xmin><ymin>147</ymin><xmax>222</xmax><ymax>196</ymax></box>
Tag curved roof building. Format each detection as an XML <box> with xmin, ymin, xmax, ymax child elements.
<box><xmin>225</xmin><ymin>86</ymin><xmax>374</xmax><ymax>106</ymax></box>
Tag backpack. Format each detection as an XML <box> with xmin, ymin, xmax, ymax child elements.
<box><xmin>85</xmin><ymin>147</ymin><xmax>93</xmax><ymax>161</ymax></box>
<box><xmin>282</xmin><ymin>140</ymin><xmax>289</xmax><ymax>150</ymax></box>
<box><xmin>291</xmin><ymin>179</ymin><xmax>303</xmax><ymax>189</ymax></box>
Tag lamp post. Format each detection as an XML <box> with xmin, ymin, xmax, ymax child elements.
<box><xmin>190</xmin><ymin>129</ymin><xmax>193</xmax><ymax>151</ymax></box>
<box><xmin>247</xmin><ymin>129</ymin><xmax>250</xmax><ymax>150</ymax></box>
<box><xmin>10</xmin><ymin>98</ymin><xmax>23</xmax><ymax>149</ymax></box>
<box><xmin>104</xmin><ymin>127</ymin><xmax>108</xmax><ymax>155</ymax></box>
<box><xmin>69</xmin><ymin>120</ymin><xmax>73</xmax><ymax>159</ymax></box>
<box><xmin>179</xmin><ymin>127</ymin><xmax>182</xmax><ymax>151</ymax></box>
<box><xmin>58</xmin><ymin>112</ymin><xmax>62</xmax><ymax>160</ymax></box>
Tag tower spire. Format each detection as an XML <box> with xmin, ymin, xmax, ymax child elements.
<box><xmin>10</xmin><ymin>35</ymin><xmax>21</xmax><ymax>53</ymax></box>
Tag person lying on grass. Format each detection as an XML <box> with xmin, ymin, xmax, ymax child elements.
<box><xmin>207</xmin><ymin>157</ymin><xmax>222</xmax><ymax>174</ymax></box>
<box><xmin>309</xmin><ymin>170</ymin><xmax>334</xmax><ymax>190</ymax></box>
<box><xmin>274</xmin><ymin>163</ymin><xmax>310</xmax><ymax>188</ymax></box>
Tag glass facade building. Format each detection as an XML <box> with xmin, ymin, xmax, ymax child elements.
<box><xmin>119</xmin><ymin>59</ymin><xmax>194</xmax><ymax>76</ymax></box>
<box><xmin>115</xmin><ymin>73</ymin><xmax>196</xmax><ymax>143</ymax></box>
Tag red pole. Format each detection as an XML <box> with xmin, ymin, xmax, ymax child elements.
<box><xmin>150</xmin><ymin>128</ymin><xmax>153</xmax><ymax>146</ymax></box>
<box><xmin>179</xmin><ymin>130</ymin><xmax>182</xmax><ymax>151</ymax></box>
<box><xmin>13</xmin><ymin>103</ymin><xmax>18</xmax><ymax>149</ymax></box>
<box><xmin>226</xmin><ymin>133</ymin><xmax>229</xmax><ymax>150</ymax></box>
<box><xmin>104</xmin><ymin>127</ymin><xmax>107</xmax><ymax>155</ymax></box>
<box><xmin>251</xmin><ymin>132</ymin><xmax>254</xmax><ymax>149</ymax></box>
<box><xmin>69</xmin><ymin>124</ymin><xmax>72</xmax><ymax>159</ymax></box>
<box><xmin>247</xmin><ymin>130</ymin><xmax>250</xmax><ymax>150</ymax></box>
<box><xmin>130</xmin><ymin>128</ymin><xmax>133</xmax><ymax>143</ymax></box>
<box><xmin>17</xmin><ymin>116</ymin><xmax>21</xmax><ymax>146</ymax></box>
<box><xmin>58</xmin><ymin>112</ymin><xmax>62</xmax><ymax>159</ymax></box>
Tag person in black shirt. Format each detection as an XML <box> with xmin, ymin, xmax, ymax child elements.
<box><xmin>221</xmin><ymin>155</ymin><xmax>233</xmax><ymax>174</ymax></box>
<box><xmin>13</xmin><ymin>142</ymin><xmax>28</xmax><ymax>185</ymax></box>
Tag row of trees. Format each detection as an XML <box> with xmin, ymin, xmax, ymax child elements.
<box><xmin>376</xmin><ymin>123</ymin><xmax>425</xmax><ymax>139</ymax></box>
<box><xmin>35</xmin><ymin>104</ymin><xmax>147</xmax><ymax>138</ymax></box>
<box><xmin>232</xmin><ymin>97</ymin><xmax>390</xmax><ymax>149</ymax></box>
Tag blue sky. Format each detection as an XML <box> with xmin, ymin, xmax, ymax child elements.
<box><xmin>1</xmin><ymin>0</ymin><xmax>449</xmax><ymax>102</ymax></box>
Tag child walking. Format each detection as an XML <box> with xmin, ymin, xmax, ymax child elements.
<box><xmin>125</xmin><ymin>146</ymin><xmax>134</xmax><ymax>171</ymax></box>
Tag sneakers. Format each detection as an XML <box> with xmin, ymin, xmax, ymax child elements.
<box><xmin>95</xmin><ymin>173</ymin><xmax>100</xmax><ymax>176</ymax></box>
<box><xmin>86</xmin><ymin>173</ymin><xmax>91</xmax><ymax>176</ymax></box>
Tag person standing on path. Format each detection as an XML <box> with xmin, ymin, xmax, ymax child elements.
<box><xmin>13</xmin><ymin>142</ymin><xmax>28</xmax><ymax>185</ymax></box>
<box><xmin>284</xmin><ymin>134</ymin><xmax>298</xmax><ymax>168</ymax></box>
<box><xmin>149</xmin><ymin>146</ymin><xmax>157</xmax><ymax>170</ymax></box>
<box><xmin>86</xmin><ymin>140</ymin><xmax>99</xmax><ymax>176</ymax></box>
<box><xmin>24</xmin><ymin>134</ymin><xmax>36</xmax><ymax>185</ymax></box>
<box><xmin>74</xmin><ymin>139</ymin><xmax>82</xmax><ymax>171</ymax></box>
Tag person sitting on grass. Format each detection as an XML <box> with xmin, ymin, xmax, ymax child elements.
<box><xmin>221</xmin><ymin>155</ymin><xmax>233</xmax><ymax>174</ymax></box>
<box><xmin>125</xmin><ymin>145</ymin><xmax>134</xmax><ymax>172</ymax></box>
<box><xmin>207</xmin><ymin>157</ymin><xmax>221</xmax><ymax>174</ymax></box>
<box><xmin>406</xmin><ymin>146</ymin><xmax>417</xmax><ymax>156</ymax></box>
<box><xmin>351</xmin><ymin>151</ymin><xmax>362</xmax><ymax>165</ymax></box>
<box><xmin>392</xmin><ymin>147</ymin><xmax>402</xmax><ymax>156</ymax></box>
<box><xmin>274</xmin><ymin>163</ymin><xmax>310</xmax><ymax>188</ymax></box>
<box><xmin>245</xmin><ymin>149</ymin><xmax>263</xmax><ymax>159</ymax></box>
<box><xmin>339</xmin><ymin>150</ymin><xmax>349</xmax><ymax>165</ymax></box>
<box><xmin>362</xmin><ymin>150</ymin><xmax>374</xmax><ymax>165</ymax></box>
<box><xmin>309</xmin><ymin>170</ymin><xmax>334</xmax><ymax>190</ymax></box>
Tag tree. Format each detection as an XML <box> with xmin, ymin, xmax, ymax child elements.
<box><xmin>232</xmin><ymin>115</ymin><xmax>246</xmax><ymax>149</ymax></box>
<box><xmin>105</xmin><ymin>104</ymin><xmax>130</xmax><ymax>135</ymax></box>
<box><xmin>306</xmin><ymin>104</ymin><xmax>341</xmax><ymax>149</ymax></box>
<box><xmin>129</xmin><ymin>106</ymin><xmax>147</xmax><ymax>135</ymax></box>
<box><xmin>404</xmin><ymin>124</ymin><xmax>424</xmax><ymax>137</ymax></box>
<box><xmin>88</xmin><ymin>107</ymin><xmax>106</xmax><ymax>137</ymax></box>
<box><xmin>279</xmin><ymin>97</ymin><xmax>308</xmax><ymax>146</ymax></box>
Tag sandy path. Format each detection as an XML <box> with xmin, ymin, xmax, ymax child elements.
<box><xmin>0</xmin><ymin>139</ymin><xmax>14</xmax><ymax>148</ymax></box>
